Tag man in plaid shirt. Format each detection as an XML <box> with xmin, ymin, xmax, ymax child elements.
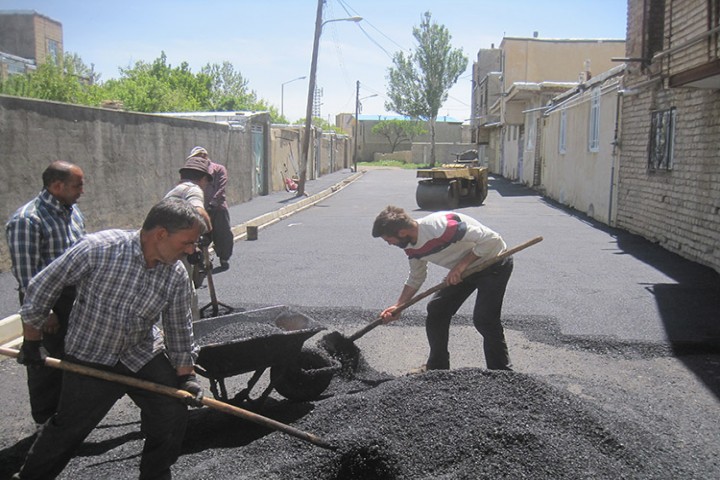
<box><xmin>13</xmin><ymin>197</ymin><xmax>205</xmax><ymax>480</ymax></box>
<box><xmin>6</xmin><ymin>161</ymin><xmax>86</xmax><ymax>427</ymax></box>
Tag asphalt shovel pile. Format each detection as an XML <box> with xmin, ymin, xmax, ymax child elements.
<box><xmin>319</xmin><ymin>236</ymin><xmax>543</xmax><ymax>371</ymax></box>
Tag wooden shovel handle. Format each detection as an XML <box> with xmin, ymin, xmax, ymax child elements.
<box><xmin>348</xmin><ymin>235</ymin><xmax>543</xmax><ymax>342</ymax></box>
<box><xmin>0</xmin><ymin>347</ymin><xmax>335</xmax><ymax>450</ymax></box>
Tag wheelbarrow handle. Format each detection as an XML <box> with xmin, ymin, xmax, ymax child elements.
<box><xmin>0</xmin><ymin>347</ymin><xmax>336</xmax><ymax>450</ymax></box>
<box><xmin>348</xmin><ymin>235</ymin><xmax>543</xmax><ymax>342</ymax></box>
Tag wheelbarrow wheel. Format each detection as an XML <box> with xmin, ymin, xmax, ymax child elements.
<box><xmin>271</xmin><ymin>347</ymin><xmax>339</xmax><ymax>402</ymax></box>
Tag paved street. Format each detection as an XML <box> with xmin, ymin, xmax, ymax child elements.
<box><xmin>1</xmin><ymin>167</ymin><xmax>719</xmax><ymax>478</ymax></box>
<box><xmin>201</xmin><ymin>167</ymin><xmax>720</xmax><ymax>348</ymax></box>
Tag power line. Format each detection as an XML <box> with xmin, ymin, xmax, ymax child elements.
<box><xmin>336</xmin><ymin>0</ymin><xmax>406</xmax><ymax>58</ymax></box>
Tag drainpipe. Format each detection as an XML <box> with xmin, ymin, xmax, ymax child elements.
<box><xmin>608</xmin><ymin>85</ymin><xmax>623</xmax><ymax>226</ymax></box>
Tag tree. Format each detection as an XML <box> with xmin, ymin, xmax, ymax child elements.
<box><xmin>100</xmin><ymin>52</ymin><xmax>212</xmax><ymax>112</ymax></box>
<box><xmin>64</xmin><ymin>52</ymin><xmax>101</xmax><ymax>84</ymax></box>
<box><xmin>201</xmin><ymin>61</ymin><xmax>252</xmax><ymax>110</ymax></box>
<box><xmin>0</xmin><ymin>52</ymin><xmax>102</xmax><ymax>105</ymax></box>
<box><xmin>293</xmin><ymin>116</ymin><xmax>343</xmax><ymax>134</ymax></box>
<box><xmin>385</xmin><ymin>12</ymin><xmax>467</xmax><ymax>166</ymax></box>
<box><xmin>371</xmin><ymin>119</ymin><xmax>427</xmax><ymax>153</ymax></box>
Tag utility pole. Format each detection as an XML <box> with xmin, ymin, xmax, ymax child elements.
<box><xmin>296</xmin><ymin>0</ymin><xmax>324</xmax><ymax>197</ymax></box>
<box><xmin>353</xmin><ymin>80</ymin><xmax>360</xmax><ymax>172</ymax></box>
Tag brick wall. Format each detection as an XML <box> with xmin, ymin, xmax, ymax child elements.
<box><xmin>617</xmin><ymin>0</ymin><xmax>720</xmax><ymax>273</ymax></box>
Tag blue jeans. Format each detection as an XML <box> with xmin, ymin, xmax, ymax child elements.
<box><xmin>18</xmin><ymin>354</ymin><xmax>188</xmax><ymax>480</ymax></box>
<box><xmin>425</xmin><ymin>257</ymin><xmax>514</xmax><ymax>370</ymax></box>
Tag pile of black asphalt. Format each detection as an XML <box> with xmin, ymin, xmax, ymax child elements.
<box><xmin>0</xmin><ymin>306</ymin><xmax>713</xmax><ymax>479</ymax></box>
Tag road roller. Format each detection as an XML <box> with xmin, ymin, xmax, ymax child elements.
<box><xmin>415</xmin><ymin>151</ymin><xmax>488</xmax><ymax>210</ymax></box>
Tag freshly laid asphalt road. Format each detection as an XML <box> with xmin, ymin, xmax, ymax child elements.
<box><xmin>1</xmin><ymin>167</ymin><xmax>719</xmax><ymax>478</ymax></box>
<box><xmin>201</xmin><ymin>167</ymin><xmax>719</xmax><ymax>349</ymax></box>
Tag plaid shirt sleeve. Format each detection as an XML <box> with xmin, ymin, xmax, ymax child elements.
<box><xmin>161</xmin><ymin>271</ymin><xmax>197</xmax><ymax>368</ymax></box>
<box><xmin>6</xmin><ymin>215</ymin><xmax>42</xmax><ymax>293</ymax></box>
<box><xmin>21</xmin><ymin>239</ymin><xmax>92</xmax><ymax>328</ymax></box>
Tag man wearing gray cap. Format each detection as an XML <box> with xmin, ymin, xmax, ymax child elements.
<box><xmin>188</xmin><ymin>146</ymin><xmax>233</xmax><ymax>271</ymax></box>
<box><xmin>165</xmin><ymin>156</ymin><xmax>213</xmax><ymax>319</ymax></box>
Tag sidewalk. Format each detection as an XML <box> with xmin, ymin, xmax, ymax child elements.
<box><xmin>225</xmin><ymin>168</ymin><xmax>363</xmax><ymax>240</ymax></box>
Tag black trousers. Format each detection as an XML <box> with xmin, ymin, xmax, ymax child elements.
<box><xmin>19</xmin><ymin>287</ymin><xmax>75</xmax><ymax>424</ymax></box>
<box><xmin>209</xmin><ymin>208</ymin><xmax>234</xmax><ymax>262</ymax></box>
<box><xmin>425</xmin><ymin>257</ymin><xmax>514</xmax><ymax>370</ymax></box>
<box><xmin>18</xmin><ymin>354</ymin><xmax>188</xmax><ymax>480</ymax></box>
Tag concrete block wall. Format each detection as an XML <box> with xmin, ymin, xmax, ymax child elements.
<box><xmin>617</xmin><ymin>0</ymin><xmax>720</xmax><ymax>273</ymax></box>
<box><xmin>617</xmin><ymin>85</ymin><xmax>720</xmax><ymax>272</ymax></box>
<box><xmin>0</xmin><ymin>95</ymin><xmax>254</xmax><ymax>271</ymax></box>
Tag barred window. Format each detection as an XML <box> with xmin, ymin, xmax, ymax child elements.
<box><xmin>648</xmin><ymin>108</ymin><xmax>675</xmax><ymax>171</ymax></box>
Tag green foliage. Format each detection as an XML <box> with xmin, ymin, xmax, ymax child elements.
<box><xmin>0</xmin><ymin>52</ymin><xmax>103</xmax><ymax>105</ymax></box>
<box><xmin>1</xmin><ymin>51</ymin><xmax>284</xmax><ymax>121</ymax></box>
<box><xmin>371</xmin><ymin>119</ymin><xmax>427</xmax><ymax>152</ymax></box>
<box><xmin>385</xmin><ymin>12</ymin><xmax>468</xmax><ymax>165</ymax></box>
<box><xmin>293</xmin><ymin>116</ymin><xmax>343</xmax><ymax>133</ymax></box>
<box><xmin>101</xmin><ymin>52</ymin><xmax>212</xmax><ymax>112</ymax></box>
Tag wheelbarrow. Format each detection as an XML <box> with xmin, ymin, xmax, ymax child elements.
<box><xmin>193</xmin><ymin>305</ymin><xmax>339</xmax><ymax>407</ymax></box>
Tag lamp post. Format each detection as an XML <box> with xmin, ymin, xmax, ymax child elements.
<box><xmin>353</xmin><ymin>81</ymin><xmax>378</xmax><ymax>172</ymax></box>
<box><xmin>281</xmin><ymin>76</ymin><xmax>306</xmax><ymax>119</ymax></box>
<box><xmin>296</xmin><ymin>0</ymin><xmax>362</xmax><ymax>197</ymax></box>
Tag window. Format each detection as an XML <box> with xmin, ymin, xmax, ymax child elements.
<box><xmin>588</xmin><ymin>88</ymin><xmax>601</xmax><ymax>152</ymax></box>
<box><xmin>525</xmin><ymin>113</ymin><xmax>535</xmax><ymax>150</ymax></box>
<box><xmin>559</xmin><ymin>108</ymin><xmax>567</xmax><ymax>154</ymax></box>
<box><xmin>643</xmin><ymin>0</ymin><xmax>665</xmax><ymax>65</ymax></box>
<box><xmin>648</xmin><ymin>108</ymin><xmax>676</xmax><ymax>171</ymax></box>
<box><xmin>47</xmin><ymin>39</ymin><xmax>61</xmax><ymax>64</ymax></box>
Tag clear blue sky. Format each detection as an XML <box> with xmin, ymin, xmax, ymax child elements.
<box><xmin>0</xmin><ymin>0</ymin><xmax>627</xmax><ymax>122</ymax></box>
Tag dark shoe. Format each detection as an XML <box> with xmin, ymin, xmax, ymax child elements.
<box><xmin>192</xmin><ymin>270</ymin><xmax>206</xmax><ymax>289</ymax></box>
<box><xmin>212</xmin><ymin>261</ymin><xmax>229</xmax><ymax>274</ymax></box>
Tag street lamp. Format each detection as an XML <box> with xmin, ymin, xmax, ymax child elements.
<box><xmin>296</xmin><ymin>0</ymin><xmax>362</xmax><ymax>196</ymax></box>
<box><xmin>281</xmin><ymin>76</ymin><xmax>306</xmax><ymax>119</ymax></box>
<box><xmin>353</xmin><ymin>81</ymin><xmax>378</xmax><ymax>172</ymax></box>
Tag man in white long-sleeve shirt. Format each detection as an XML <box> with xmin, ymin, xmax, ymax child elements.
<box><xmin>372</xmin><ymin>205</ymin><xmax>514</xmax><ymax>372</ymax></box>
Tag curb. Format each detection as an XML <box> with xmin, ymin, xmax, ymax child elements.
<box><xmin>0</xmin><ymin>170</ymin><xmax>366</xmax><ymax>353</ymax></box>
<box><xmin>227</xmin><ymin>170</ymin><xmax>365</xmax><ymax>242</ymax></box>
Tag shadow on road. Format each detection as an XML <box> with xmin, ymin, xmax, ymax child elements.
<box><xmin>489</xmin><ymin>176</ymin><xmax>542</xmax><ymax>197</ymax></box>
<box><xmin>535</xmin><ymin>191</ymin><xmax>720</xmax><ymax>398</ymax></box>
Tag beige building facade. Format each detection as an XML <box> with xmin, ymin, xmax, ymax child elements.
<box><xmin>472</xmin><ymin>36</ymin><xmax>626</xmax><ymax>181</ymax></box>
<box><xmin>539</xmin><ymin>65</ymin><xmax>625</xmax><ymax>226</ymax></box>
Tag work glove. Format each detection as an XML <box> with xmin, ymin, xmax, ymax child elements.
<box><xmin>197</xmin><ymin>234</ymin><xmax>212</xmax><ymax>248</ymax></box>
<box><xmin>16</xmin><ymin>340</ymin><xmax>47</xmax><ymax>368</ymax></box>
<box><xmin>178</xmin><ymin>373</ymin><xmax>204</xmax><ymax>408</ymax></box>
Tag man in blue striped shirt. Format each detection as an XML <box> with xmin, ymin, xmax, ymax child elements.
<box><xmin>6</xmin><ymin>161</ymin><xmax>86</xmax><ymax>427</ymax></box>
<box><xmin>14</xmin><ymin>197</ymin><xmax>205</xmax><ymax>480</ymax></box>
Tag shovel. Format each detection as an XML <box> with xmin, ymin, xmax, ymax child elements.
<box><xmin>0</xmin><ymin>346</ymin><xmax>335</xmax><ymax>450</ymax></box>
<box><xmin>319</xmin><ymin>236</ymin><xmax>543</xmax><ymax>370</ymax></box>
